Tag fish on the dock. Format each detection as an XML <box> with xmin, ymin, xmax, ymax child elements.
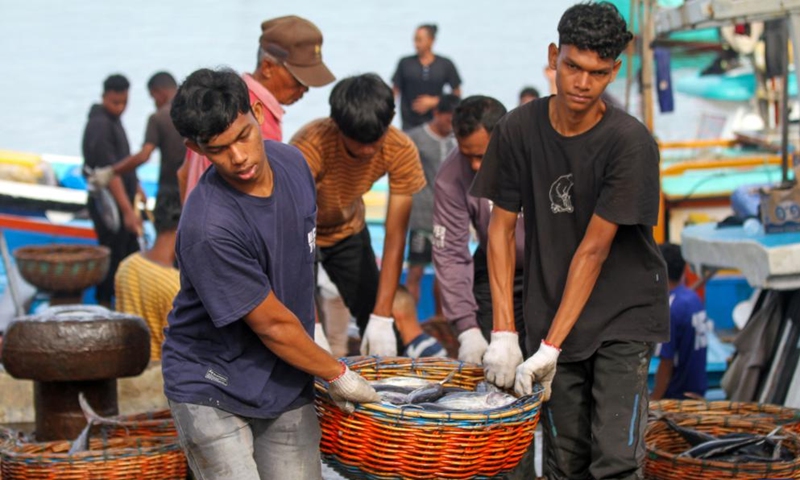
<box><xmin>406</xmin><ymin>371</ymin><xmax>456</xmax><ymax>404</ymax></box>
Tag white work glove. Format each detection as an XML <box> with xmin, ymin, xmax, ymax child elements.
<box><xmin>327</xmin><ymin>364</ymin><xmax>381</xmax><ymax>413</ymax></box>
<box><xmin>314</xmin><ymin>323</ymin><xmax>332</xmax><ymax>354</ymax></box>
<box><xmin>457</xmin><ymin>327</ymin><xmax>489</xmax><ymax>364</ymax></box>
<box><xmin>515</xmin><ymin>340</ymin><xmax>561</xmax><ymax>401</ymax></box>
<box><xmin>87</xmin><ymin>166</ymin><xmax>115</xmax><ymax>189</ymax></box>
<box><xmin>359</xmin><ymin>314</ymin><xmax>397</xmax><ymax>357</ymax></box>
<box><xmin>482</xmin><ymin>331</ymin><xmax>524</xmax><ymax>389</ymax></box>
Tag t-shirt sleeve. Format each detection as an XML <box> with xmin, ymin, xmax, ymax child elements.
<box><xmin>84</xmin><ymin>122</ymin><xmax>118</xmax><ymax>168</ymax></box>
<box><xmin>179</xmin><ymin>236</ymin><xmax>271</xmax><ymax>328</ymax></box>
<box><xmin>432</xmin><ymin>169</ymin><xmax>478</xmax><ymax>333</ymax></box>
<box><xmin>143</xmin><ymin>113</ymin><xmax>160</xmax><ymax>148</ymax></box>
<box><xmin>595</xmin><ymin>140</ymin><xmax>660</xmax><ymax>226</ymax></box>
<box><xmin>388</xmin><ymin>140</ymin><xmax>426</xmax><ymax>196</ymax></box>
<box><xmin>446</xmin><ymin>59</ymin><xmax>462</xmax><ymax>90</ymax></box>
<box><xmin>469</xmin><ymin>116</ymin><xmax>523</xmax><ymax>212</ymax></box>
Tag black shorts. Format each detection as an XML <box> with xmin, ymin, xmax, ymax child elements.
<box><xmin>407</xmin><ymin>229</ymin><xmax>433</xmax><ymax>265</ymax></box>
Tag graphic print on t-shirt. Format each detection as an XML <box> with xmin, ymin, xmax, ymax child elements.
<box><xmin>549</xmin><ymin>174</ymin><xmax>574</xmax><ymax>214</ymax></box>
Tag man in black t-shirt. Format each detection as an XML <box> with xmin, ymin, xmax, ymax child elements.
<box><xmin>471</xmin><ymin>4</ymin><xmax>669</xmax><ymax>479</ymax></box>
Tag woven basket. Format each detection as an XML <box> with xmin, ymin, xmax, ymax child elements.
<box><xmin>651</xmin><ymin>400</ymin><xmax>800</xmax><ymax>434</ymax></box>
<box><xmin>0</xmin><ymin>435</ymin><xmax>186</xmax><ymax>480</ymax></box>
<box><xmin>645</xmin><ymin>414</ymin><xmax>800</xmax><ymax>479</ymax></box>
<box><xmin>98</xmin><ymin>410</ymin><xmax>177</xmax><ymax>439</ymax></box>
<box><xmin>14</xmin><ymin>244</ymin><xmax>110</xmax><ymax>293</ymax></box>
<box><xmin>315</xmin><ymin>356</ymin><xmax>543</xmax><ymax>480</ymax></box>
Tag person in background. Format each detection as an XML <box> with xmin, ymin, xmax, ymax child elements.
<box><xmin>432</xmin><ymin>95</ymin><xmax>526</xmax><ymax>365</ymax></box>
<box><xmin>177</xmin><ymin>15</ymin><xmax>334</xmax><ymax>202</ymax></box>
<box><xmin>82</xmin><ymin>74</ymin><xmax>142</xmax><ymax>307</ymax></box>
<box><xmin>291</xmin><ymin>73</ymin><xmax>445</xmax><ymax>358</ymax></box>
<box><xmin>652</xmin><ymin>243</ymin><xmax>712</xmax><ymax>400</ymax></box>
<box><xmin>518</xmin><ymin>86</ymin><xmax>540</xmax><ymax>106</ymax></box>
<box><xmin>392</xmin><ymin>24</ymin><xmax>462</xmax><ymax>131</ymax></box>
<box><xmin>162</xmin><ymin>69</ymin><xmax>378</xmax><ymax>480</ymax></box>
<box><xmin>392</xmin><ymin>285</ymin><xmax>447</xmax><ymax>357</ymax></box>
<box><xmin>88</xmin><ymin>72</ymin><xmax>186</xmax><ymax>205</ymax></box>
<box><xmin>472</xmin><ymin>4</ymin><xmax>669</xmax><ymax>478</ymax></box>
<box><xmin>115</xmin><ymin>189</ymin><xmax>182</xmax><ymax>361</ymax></box>
<box><xmin>404</xmin><ymin>93</ymin><xmax>460</xmax><ymax>311</ymax></box>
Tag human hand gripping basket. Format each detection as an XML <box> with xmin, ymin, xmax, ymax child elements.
<box><xmin>315</xmin><ymin>356</ymin><xmax>544</xmax><ymax>480</ymax></box>
<box><xmin>645</xmin><ymin>414</ymin><xmax>800</xmax><ymax>480</ymax></box>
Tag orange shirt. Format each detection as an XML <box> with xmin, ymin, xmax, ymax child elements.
<box><xmin>291</xmin><ymin>118</ymin><xmax>425</xmax><ymax>247</ymax></box>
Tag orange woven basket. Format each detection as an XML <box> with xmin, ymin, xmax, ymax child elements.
<box><xmin>645</xmin><ymin>414</ymin><xmax>800</xmax><ymax>479</ymax></box>
<box><xmin>98</xmin><ymin>410</ymin><xmax>177</xmax><ymax>439</ymax></box>
<box><xmin>0</xmin><ymin>435</ymin><xmax>186</xmax><ymax>480</ymax></box>
<box><xmin>651</xmin><ymin>399</ymin><xmax>800</xmax><ymax>435</ymax></box>
<box><xmin>315</xmin><ymin>356</ymin><xmax>543</xmax><ymax>480</ymax></box>
<box><xmin>14</xmin><ymin>244</ymin><xmax>110</xmax><ymax>293</ymax></box>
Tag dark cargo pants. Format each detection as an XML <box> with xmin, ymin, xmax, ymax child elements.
<box><xmin>541</xmin><ymin>340</ymin><xmax>652</xmax><ymax>480</ymax></box>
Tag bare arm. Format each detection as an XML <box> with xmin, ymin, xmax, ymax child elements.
<box><xmin>487</xmin><ymin>206</ymin><xmax>519</xmax><ymax>332</ymax></box>
<box><xmin>177</xmin><ymin>160</ymin><xmax>189</xmax><ymax>204</ymax></box>
<box><xmin>545</xmin><ymin>214</ymin><xmax>618</xmax><ymax>346</ymax></box>
<box><xmin>113</xmin><ymin>143</ymin><xmax>156</xmax><ymax>176</ymax></box>
<box><xmin>651</xmin><ymin>358</ymin><xmax>673</xmax><ymax>401</ymax></box>
<box><xmin>244</xmin><ymin>290</ymin><xmax>342</xmax><ymax>380</ymax></box>
<box><xmin>373</xmin><ymin>193</ymin><xmax>413</xmax><ymax>317</ymax></box>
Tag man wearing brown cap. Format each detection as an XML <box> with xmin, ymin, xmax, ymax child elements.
<box><xmin>178</xmin><ymin>15</ymin><xmax>334</xmax><ymax>202</ymax></box>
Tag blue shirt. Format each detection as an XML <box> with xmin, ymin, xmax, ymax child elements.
<box><xmin>162</xmin><ymin>140</ymin><xmax>317</xmax><ymax>418</ymax></box>
<box><xmin>657</xmin><ymin>285</ymin><xmax>711</xmax><ymax>399</ymax></box>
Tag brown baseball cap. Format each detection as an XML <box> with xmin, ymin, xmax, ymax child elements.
<box><xmin>260</xmin><ymin>16</ymin><xmax>335</xmax><ymax>88</ymax></box>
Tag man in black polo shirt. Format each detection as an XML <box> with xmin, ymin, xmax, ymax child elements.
<box><xmin>471</xmin><ymin>4</ymin><xmax>669</xmax><ymax>479</ymax></box>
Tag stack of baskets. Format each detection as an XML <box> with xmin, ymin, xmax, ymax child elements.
<box><xmin>646</xmin><ymin>399</ymin><xmax>800</xmax><ymax>479</ymax></box>
<box><xmin>0</xmin><ymin>409</ymin><xmax>185</xmax><ymax>480</ymax></box>
<box><xmin>315</xmin><ymin>356</ymin><xmax>543</xmax><ymax>480</ymax></box>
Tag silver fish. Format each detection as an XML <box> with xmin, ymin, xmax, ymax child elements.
<box><xmin>378</xmin><ymin>391</ymin><xmax>409</xmax><ymax>405</ymax></box>
<box><xmin>432</xmin><ymin>392</ymin><xmax>518</xmax><ymax>411</ymax></box>
<box><xmin>68</xmin><ymin>392</ymin><xmax>131</xmax><ymax>455</ymax></box>
<box><xmin>474</xmin><ymin>381</ymin><xmax>502</xmax><ymax>394</ymax></box>
<box><xmin>406</xmin><ymin>371</ymin><xmax>457</xmax><ymax>404</ymax></box>
<box><xmin>371</xmin><ymin>376</ymin><xmax>434</xmax><ymax>389</ymax></box>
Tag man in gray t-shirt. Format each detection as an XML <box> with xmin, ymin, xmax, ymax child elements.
<box><xmin>404</xmin><ymin>94</ymin><xmax>459</xmax><ymax>313</ymax></box>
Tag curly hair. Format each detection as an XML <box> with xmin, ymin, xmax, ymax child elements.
<box><xmin>558</xmin><ymin>2</ymin><xmax>633</xmax><ymax>60</ymax></box>
<box><xmin>170</xmin><ymin>68</ymin><xmax>252</xmax><ymax>145</ymax></box>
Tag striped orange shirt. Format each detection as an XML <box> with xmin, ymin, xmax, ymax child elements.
<box><xmin>115</xmin><ymin>253</ymin><xmax>180</xmax><ymax>360</ymax></box>
<box><xmin>291</xmin><ymin>118</ymin><xmax>425</xmax><ymax>247</ymax></box>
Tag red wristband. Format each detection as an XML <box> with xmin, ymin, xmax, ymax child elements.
<box><xmin>542</xmin><ymin>339</ymin><xmax>562</xmax><ymax>352</ymax></box>
<box><xmin>328</xmin><ymin>361</ymin><xmax>347</xmax><ymax>383</ymax></box>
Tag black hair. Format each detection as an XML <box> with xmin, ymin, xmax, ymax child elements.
<box><xmin>452</xmin><ymin>95</ymin><xmax>507</xmax><ymax>138</ymax></box>
<box><xmin>436</xmin><ymin>94</ymin><xmax>460</xmax><ymax>114</ymax></box>
<box><xmin>170</xmin><ymin>68</ymin><xmax>252</xmax><ymax>145</ymax></box>
<box><xmin>558</xmin><ymin>2</ymin><xmax>633</xmax><ymax>60</ymax></box>
<box><xmin>153</xmin><ymin>190</ymin><xmax>182</xmax><ymax>234</ymax></box>
<box><xmin>659</xmin><ymin>243</ymin><xmax>686</xmax><ymax>282</ymax></box>
<box><xmin>329</xmin><ymin>74</ymin><xmax>395</xmax><ymax>144</ymax></box>
<box><xmin>147</xmin><ymin>71</ymin><xmax>177</xmax><ymax>91</ymax></box>
<box><xmin>418</xmin><ymin>24</ymin><xmax>438</xmax><ymax>39</ymax></box>
<box><xmin>519</xmin><ymin>87</ymin><xmax>540</xmax><ymax>99</ymax></box>
<box><xmin>103</xmin><ymin>74</ymin><xmax>130</xmax><ymax>93</ymax></box>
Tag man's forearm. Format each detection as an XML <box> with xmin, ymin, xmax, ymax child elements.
<box><xmin>108</xmin><ymin>176</ymin><xmax>135</xmax><ymax>216</ymax></box>
<box><xmin>113</xmin><ymin>149</ymin><xmax>151</xmax><ymax>176</ymax></box>
<box><xmin>246</xmin><ymin>292</ymin><xmax>341</xmax><ymax>380</ymax></box>
<box><xmin>374</xmin><ymin>224</ymin><xmax>406</xmax><ymax>317</ymax></box>
<box><xmin>651</xmin><ymin>359</ymin><xmax>673</xmax><ymax>400</ymax></box>
<box><xmin>487</xmin><ymin>209</ymin><xmax>518</xmax><ymax>332</ymax></box>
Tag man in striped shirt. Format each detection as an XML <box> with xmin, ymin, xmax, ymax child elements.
<box><xmin>292</xmin><ymin>74</ymin><xmax>445</xmax><ymax>358</ymax></box>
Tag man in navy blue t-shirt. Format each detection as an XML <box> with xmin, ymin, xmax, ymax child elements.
<box><xmin>162</xmin><ymin>68</ymin><xmax>379</xmax><ymax>480</ymax></box>
<box><xmin>652</xmin><ymin>243</ymin><xmax>712</xmax><ymax>400</ymax></box>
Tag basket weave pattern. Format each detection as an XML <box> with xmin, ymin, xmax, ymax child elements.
<box><xmin>315</xmin><ymin>357</ymin><xmax>543</xmax><ymax>480</ymax></box>
<box><xmin>14</xmin><ymin>244</ymin><xmax>110</xmax><ymax>293</ymax></box>
<box><xmin>0</xmin><ymin>436</ymin><xmax>186</xmax><ymax>480</ymax></box>
<box><xmin>645</xmin><ymin>414</ymin><xmax>800</xmax><ymax>479</ymax></box>
<box><xmin>651</xmin><ymin>399</ymin><xmax>800</xmax><ymax>434</ymax></box>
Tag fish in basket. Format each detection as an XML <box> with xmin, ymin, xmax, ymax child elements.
<box><xmin>645</xmin><ymin>413</ymin><xmax>800</xmax><ymax>479</ymax></box>
<box><xmin>314</xmin><ymin>356</ymin><xmax>544</xmax><ymax>480</ymax></box>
